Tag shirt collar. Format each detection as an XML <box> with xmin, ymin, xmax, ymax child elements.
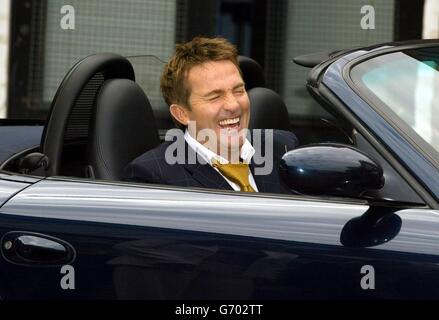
<box><xmin>184</xmin><ymin>129</ymin><xmax>255</xmax><ymax>165</ymax></box>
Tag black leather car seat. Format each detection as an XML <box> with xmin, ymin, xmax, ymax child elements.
<box><xmin>238</xmin><ymin>56</ymin><xmax>265</xmax><ymax>90</ymax></box>
<box><xmin>238</xmin><ymin>56</ymin><xmax>290</xmax><ymax>130</ymax></box>
<box><xmin>87</xmin><ymin>79</ymin><xmax>160</xmax><ymax>180</ymax></box>
<box><xmin>248</xmin><ymin>87</ymin><xmax>291</xmax><ymax>131</ymax></box>
<box><xmin>39</xmin><ymin>53</ymin><xmax>160</xmax><ymax>178</ymax></box>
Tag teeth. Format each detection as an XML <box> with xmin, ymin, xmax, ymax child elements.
<box><xmin>219</xmin><ymin>117</ymin><xmax>239</xmax><ymax>126</ymax></box>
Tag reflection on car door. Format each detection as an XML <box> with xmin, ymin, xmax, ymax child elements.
<box><xmin>0</xmin><ymin>178</ymin><xmax>438</xmax><ymax>299</ymax></box>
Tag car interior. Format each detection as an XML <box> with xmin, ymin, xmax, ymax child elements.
<box><xmin>3</xmin><ymin>52</ymin><xmax>349</xmax><ymax>175</ymax></box>
<box><xmin>0</xmin><ymin>52</ymin><xmax>426</xmax><ymax>205</ymax></box>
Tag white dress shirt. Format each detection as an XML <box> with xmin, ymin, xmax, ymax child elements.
<box><xmin>184</xmin><ymin>130</ymin><xmax>259</xmax><ymax>192</ymax></box>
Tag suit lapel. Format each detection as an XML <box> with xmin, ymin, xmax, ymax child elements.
<box><xmin>250</xmin><ymin>161</ymin><xmax>280</xmax><ymax>193</ymax></box>
<box><xmin>249</xmin><ymin>128</ymin><xmax>286</xmax><ymax>194</ymax></box>
<box><xmin>182</xmin><ymin>141</ymin><xmax>234</xmax><ymax>191</ymax></box>
<box><xmin>184</xmin><ymin>162</ymin><xmax>233</xmax><ymax>190</ymax></box>
<box><xmin>179</xmin><ymin>131</ymin><xmax>288</xmax><ymax>193</ymax></box>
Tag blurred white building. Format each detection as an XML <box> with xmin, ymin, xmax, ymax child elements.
<box><xmin>0</xmin><ymin>0</ymin><xmax>10</xmax><ymax>118</ymax></box>
<box><xmin>423</xmin><ymin>0</ymin><xmax>439</xmax><ymax>39</ymax></box>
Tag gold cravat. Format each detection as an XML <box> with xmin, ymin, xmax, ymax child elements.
<box><xmin>212</xmin><ymin>159</ymin><xmax>256</xmax><ymax>192</ymax></box>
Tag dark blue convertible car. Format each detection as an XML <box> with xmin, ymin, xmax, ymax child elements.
<box><xmin>0</xmin><ymin>39</ymin><xmax>438</xmax><ymax>299</ymax></box>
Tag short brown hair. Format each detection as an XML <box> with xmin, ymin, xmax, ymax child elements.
<box><xmin>160</xmin><ymin>37</ymin><xmax>239</xmax><ymax>127</ymax></box>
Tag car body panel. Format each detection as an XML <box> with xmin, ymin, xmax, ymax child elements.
<box><xmin>1</xmin><ymin>178</ymin><xmax>438</xmax><ymax>255</ymax></box>
<box><xmin>1</xmin><ymin>178</ymin><xmax>369</xmax><ymax>244</ymax></box>
<box><xmin>0</xmin><ymin>173</ymin><xmax>40</xmax><ymax>206</ymax></box>
<box><xmin>0</xmin><ymin>178</ymin><xmax>438</xmax><ymax>299</ymax></box>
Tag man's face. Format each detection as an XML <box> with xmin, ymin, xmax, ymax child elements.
<box><xmin>182</xmin><ymin>60</ymin><xmax>250</xmax><ymax>155</ymax></box>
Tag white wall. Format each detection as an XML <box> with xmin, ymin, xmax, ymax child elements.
<box><xmin>0</xmin><ymin>0</ymin><xmax>10</xmax><ymax>118</ymax></box>
<box><xmin>423</xmin><ymin>0</ymin><xmax>439</xmax><ymax>39</ymax></box>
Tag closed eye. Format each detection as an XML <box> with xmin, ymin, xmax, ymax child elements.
<box><xmin>207</xmin><ymin>95</ymin><xmax>220</xmax><ymax>101</ymax></box>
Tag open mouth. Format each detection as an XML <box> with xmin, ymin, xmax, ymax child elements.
<box><xmin>218</xmin><ymin>117</ymin><xmax>240</xmax><ymax>130</ymax></box>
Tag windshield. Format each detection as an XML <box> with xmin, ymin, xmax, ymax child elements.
<box><xmin>351</xmin><ymin>47</ymin><xmax>439</xmax><ymax>161</ymax></box>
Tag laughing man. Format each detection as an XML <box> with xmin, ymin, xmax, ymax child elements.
<box><xmin>123</xmin><ymin>37</ymin><xmax>298</xmax><ymax>193</ymax></box>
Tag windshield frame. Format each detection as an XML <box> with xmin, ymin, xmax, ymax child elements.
<box><xmin>344</xmin><ymin>44</ymin><xmax>439</xmax><ymax>171</ymax></box>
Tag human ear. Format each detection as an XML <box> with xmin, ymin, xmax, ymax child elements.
<box><xmin>169</xmin><ymin>104</ymin><xmax>189</xmax><ymax>126</ymax></box>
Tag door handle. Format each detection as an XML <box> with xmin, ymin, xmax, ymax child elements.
<box><xmin>1</xmin><ymin>231</ymin><xmax>76</xmax><ymax>266</ymax></box>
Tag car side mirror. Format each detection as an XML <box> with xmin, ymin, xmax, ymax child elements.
<box><xmin>340</xmin><ymin>206</ymin><xmax>402</xmax><ymax>247</ymax></box>
<box><xmin>279</xmin><ymin>143</ymin><xmax>385</xmax><ymax>197</ymax></box>
<box><xmin>18</xmin><ymin>152</ymin><xmax>49</xmax><ymax>175</ymax></box>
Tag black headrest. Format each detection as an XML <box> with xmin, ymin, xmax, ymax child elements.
<box><xmin>238</xmin><ymin>56</ymin><xmax>265</xmax><ymax>90</ymax></box>
<box><xmin>41</xmin><ymin>53</ymin><xmax>135</xmax><ymax>176</ymax></box>
<box><xmin>88</xmin><ymin>79</ymin><xmax>160</xmax><ymax>180</ymax></box>
<box><xmin>248</xmin><ymin>87</ymin><xmax>291</xmax><ymax>131</ymax></box>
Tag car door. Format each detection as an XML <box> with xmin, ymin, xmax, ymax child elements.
<box><xmin>1</xmin><ymin>176</ymin><xmax>439</xmax><ymax>299</ymax></box>
<box><xmin>0</xmin><ymin>172</ymin><xmax>43</xmax><ymax>299</ymax></box>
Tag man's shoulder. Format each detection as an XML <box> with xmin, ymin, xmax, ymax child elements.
<box><xmin>274</xmin><ymin>130</ymin><xmax>299</xmax><ymax>152</ymax></box>
<box><xmin>272</xmin><ymin>128</ymin><xmax>296</xmax><ymax>137</ymax></box>
<box><xmin>249</xmin><ymin>129</ymin><xmax>298</xmax><ymax>148</ymax></box>
<box><xmin>129</xmin><ymin>140</ymin><xmax>172</xmax><ymax>165</ymax></box>
<box><xmin>122</xmin><ymin>141</ymin><xmax>177</xmax><ymax>183</ymax></box>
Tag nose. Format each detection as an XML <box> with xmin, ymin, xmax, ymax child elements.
<box><xmin>223</xmin><ymin>91</ymin><xmax>240</xmax><ymax>112</ymax></box>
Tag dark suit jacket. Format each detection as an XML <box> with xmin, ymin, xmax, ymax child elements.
<box><xmin>123</xmin><ymin>129</ymin><xmax>298</xmax><ymax>194</ymax></box>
